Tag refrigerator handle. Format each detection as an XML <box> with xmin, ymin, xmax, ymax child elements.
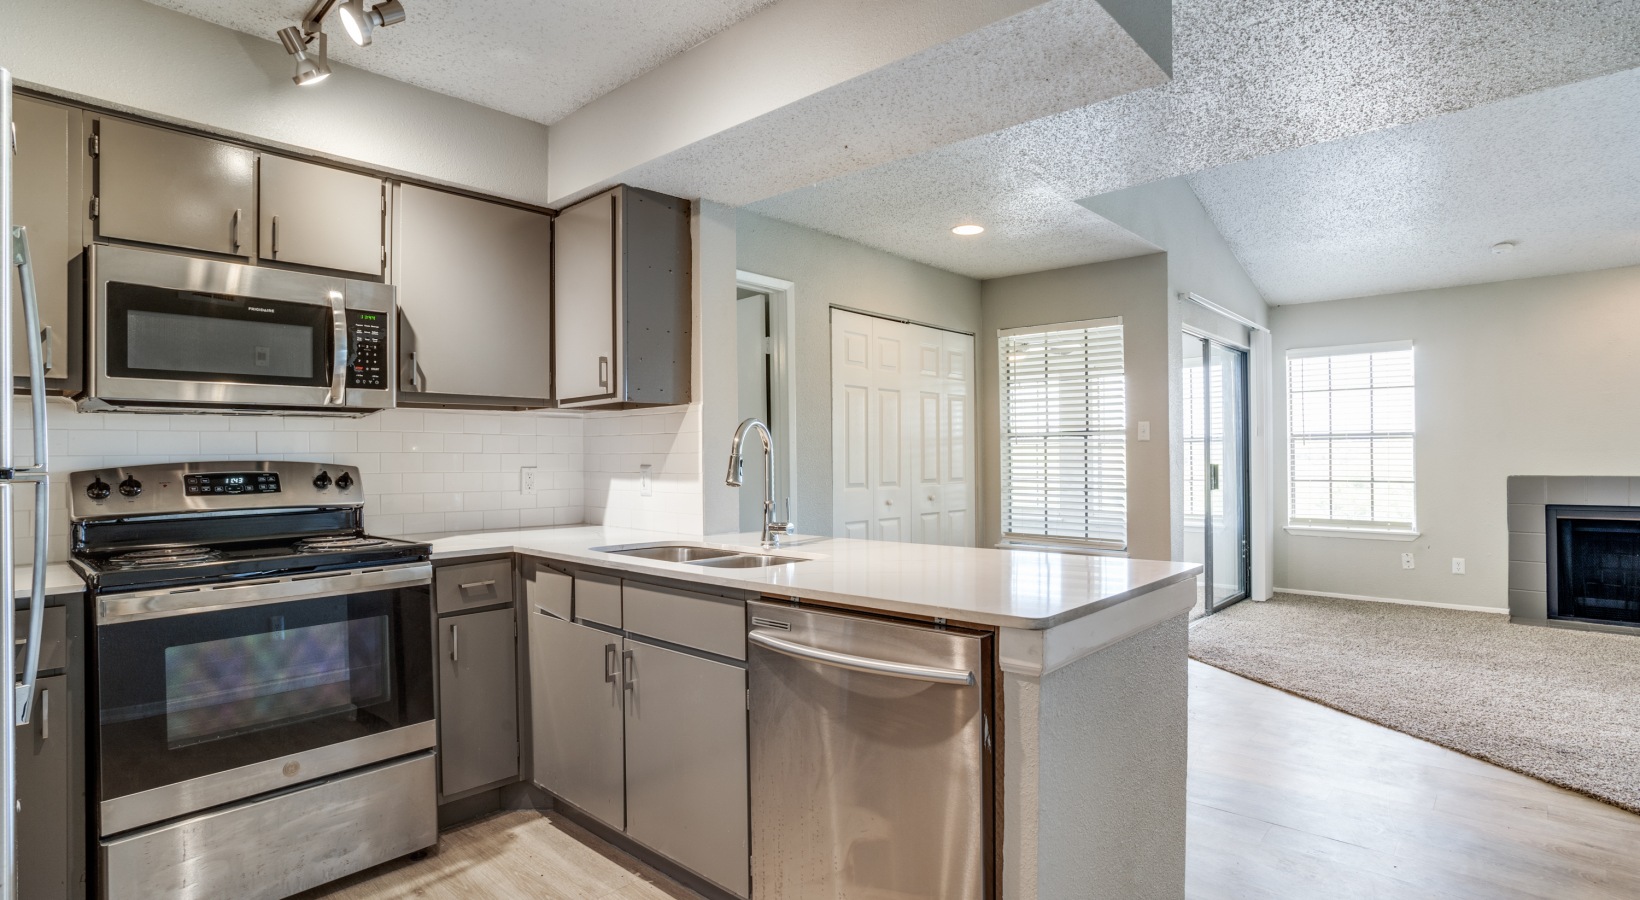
<box><xmin>13</xmin><ymin>476</ymin><xmax>44</xmax><ymax>726</ymax></box>
<box><xmin>11</xmin><ymin>227</ymin><xmax>47</xmax><ymax>473</ymax></box>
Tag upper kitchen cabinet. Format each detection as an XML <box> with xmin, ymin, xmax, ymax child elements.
<box><xmin>553</xmin><ymin>185</ymin><xmax>690</xmax><ymax>409</ymax></box>
<box><xmin>91</xmin><ymin>116</ymin><xmax>255</xmax><ymax>258</ymax></box>
<box><xmin>393</xmin><ymin>184</ymin><xmax>553</xmax><ymax>407</ymax></box>
<box><xmin>257</xmin><ymin>154</ymin><xmax>385</xmax><ymax>277</ymax></box>
<box><xmin>11</xmin><ymin>95</ymin><xmax>82</xmax><ymax>392</ymax></box>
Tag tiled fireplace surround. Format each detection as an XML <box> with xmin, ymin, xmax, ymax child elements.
<box><xmin>1506</xmin><ymin>476</ymin><xmax>1640</xmax><ymax>623</ymax></box>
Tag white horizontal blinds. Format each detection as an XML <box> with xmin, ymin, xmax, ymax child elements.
<box><xmin>1288</xmin><ymin>343</ymin><xmax>1415</xmax><ymax>531</ymax></box>
<box><xmin>1000</xmin><ymin>319</ymin><xmax>1126</xmax><ymax>548</ymax></box>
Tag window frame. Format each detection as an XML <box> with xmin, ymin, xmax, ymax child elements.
<box><xmin>1284</xmin><ymin>340</ymin><xmax>1418</xmax><ymax>538</ymax></box>
<box><xmin>997</xmin><ymin>316</ymin><xmax>1128</xmax><ymax>552</ymax></box>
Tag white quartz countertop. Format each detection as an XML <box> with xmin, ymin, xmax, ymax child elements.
<box><xmin>14</xmin><ymin>563</ymin><xmax>85</xmax><ymax>599</ymax></box>
<box><xmin>405</xmin><ymin>526</ymin><xmax>1199</xmax><ymax>631</ymax></box>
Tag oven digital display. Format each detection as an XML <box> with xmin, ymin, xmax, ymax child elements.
<box><xmin>185</xmin><ymin>472</ymin><xmax>280</xmax><ymax>495</ymax></box>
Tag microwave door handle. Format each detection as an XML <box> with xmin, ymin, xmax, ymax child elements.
<box><xmin>327</xmin><ymin>291</ymin><xmax>347</xmax><ymax>406</ymax></box>
<box><xmin>11</xmin><ymin>227</ymin><xmax>46</xmax><ymax>473</ymax></box>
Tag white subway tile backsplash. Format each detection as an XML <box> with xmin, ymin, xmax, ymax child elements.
<box><xmin>27</xmin><ymin>399</ymin><xmax>591</xmax><ymax>559</ymax></box>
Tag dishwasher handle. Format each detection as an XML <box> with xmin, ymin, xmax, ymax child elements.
<box><xmin>748</xmin><ymin>629</ymin><xmax>974</xmax><ymax>686</ymax></box>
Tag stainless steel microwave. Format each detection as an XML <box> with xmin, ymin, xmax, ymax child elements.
<box><xmin>83</xmin><ymin>244</ymin><xmax>395</xmax><ymax>415</ymax></box>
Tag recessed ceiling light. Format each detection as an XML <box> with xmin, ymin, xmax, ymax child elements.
<box><xmin>952</xmin><ymin>225</ymin><xmax>985</xmax><ymax>236</ymax></box>
<box><xmin>1491</xmin><ymin>241</ymin><xmax>1517</xmax><ymax>255</ymax></box>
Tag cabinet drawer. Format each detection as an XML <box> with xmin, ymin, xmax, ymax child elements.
<box><xmin>521</xmin><ymin>557</ymin><xmax>572</xmax><ymax>621</ymax></box>
<box><xmin>435</xmin><ymin>559</ymin><xmax>514</xmax><ymax>615</ymax></box>
<box><xmin>623</xmin><ymin>582</ymin><xmax>745</xmax><ymax>661</ymax></box>
<box><xmin>14</xmin><ymin>606</ymin><xmax>66</xmax><ymax>676</ymax></box>
<box><xmin>574</xmin><ymin>572</ymin><xmax>622</xmax><ymax>628</ymax></box>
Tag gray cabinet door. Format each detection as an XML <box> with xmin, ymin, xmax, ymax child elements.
<box><xmin>12</xmin><ymin>97</ymin><xmax>80</xmax><ymax>386</ymax></box>
<box><xmin>528</xmin><ymin>609</ymin><xmax>624</xmax><ymax>830</ymax></box>
<box><xmin>17</xmin><ymin>674</ymin><xmax>69</xmax><ymax>900</ymax></box>
<box><xmin>437</xmin><ymin>608</ymin><xmax>519</xmax><ymax>797</ymax></box>
<box><xmin>258</xmin><ymin>155</ymin><xmax>383</xmax><ymax>277</ymax></box>
<box><xmin>552</xmin><ymin>189</ymin><xmax>617</xmax><ymax>405</ymax></box>
<box><xmin>393</xmin><ymin>184</ymin><xmax>552</xmax><ymax>403</ymax></box>
<box><xmin>95</xmin><ymin>117</ymin><xmax>255</xmax><ymax>257</ymax></box>
<box><xmin>521</xmin><ymin>557</ymin><xmax>572</xmax><ymax>621</ymax></box>
<box><xmin>625</xmin><ymin>639</ymin><xmax>749</xmax><ymax>897</ymax></box>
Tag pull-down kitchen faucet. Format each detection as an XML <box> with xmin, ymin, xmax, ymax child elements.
<box><xmin>725</xmin><ymin>418</ymin><xmax>793</xmax><ymax>547</ymax></box>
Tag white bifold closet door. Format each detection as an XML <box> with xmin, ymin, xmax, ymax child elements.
<box><xmin>831</xmin><ymin>309</ymin><xmax>975</xmax><ymax>546</ymax></box>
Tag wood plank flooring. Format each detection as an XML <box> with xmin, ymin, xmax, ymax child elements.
<box><xmin>304</xmin><ymin>661</ymin><xmax>1640</xmax><ymax>899</ymax></box>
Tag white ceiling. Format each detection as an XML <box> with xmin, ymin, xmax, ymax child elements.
<box><xmin>743</xmin><ymin>0</ymin><xmax>1640</xmax><ymax>287</ymax></box>
<box><xmin>141</xmin><ymin>0</ymin><xmax>779</xmax><ymax>124</ymax></box>
<box><xmin>1187</xmin><ymin>68</ymin><xmax>1640</xmax><ymax>304</ymax></box>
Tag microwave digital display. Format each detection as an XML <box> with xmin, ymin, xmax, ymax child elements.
<box><xmin>185</xmin><ymin>473</ymin><xmax>280</xmax><ymax>496</ymax></box>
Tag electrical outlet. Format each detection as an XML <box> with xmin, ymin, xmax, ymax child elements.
<box><xmin>1401</xmin><ymin>552</ymin><xmax>1415</xmax><ymax>570</ymax></box>
<box><xmin>641</xmin><ymin>464</ymin><xmax>653</xmax><ymax>497</ymax></box>
<box><xmin>1137</xmin><ymin>421</ymin><xmax>1151</xmax><ymax>442</ymax></box>
<box><xmin>520</xmin><ymin>467</ymin><xmax>537</xmax><ymax>495</ymax></box>
<box><xmin>1452</xmin><ymin>557</ymin><xmax>1466</xmax><ymax>575</ymax></box>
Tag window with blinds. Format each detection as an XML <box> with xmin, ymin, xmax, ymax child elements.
<box><xmin>1287</xmin><ymin>342</ymin><xmax>1416</xmax><ymax>532</ymax></box>
<box><xmin>999</xmin><ymin>318</ymin><xmax>1126</xmax><ymax>549</ymax></box>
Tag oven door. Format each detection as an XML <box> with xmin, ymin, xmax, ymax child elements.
<box><xmin>92</xmin><ymin>563</ymin><xmax>435</xmax><ymax>836</ymax></box>
<box><xmin>87</xmin><ymin>244</ymin><xmax>394</xmax><ymax>413</ymax></box>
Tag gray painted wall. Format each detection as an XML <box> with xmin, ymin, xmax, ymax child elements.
<box><xmin>978</xmin><ymin>254</ymin><xmax>1172</xmax><ymax>558</ymax></box>
<box><xmin>1270</xmin><ymin>263</ymin><xmax>1640</xmax><ymax>611</ymax></box>
<box><xmin>735</xmin><ymin>211</ymin><xmax>981</xmax><ymax>536</ymax></box>
<box><xmin>1</xmin><ymin>0</ymin><xmax>552</xmax><ymax>205</ymax></box>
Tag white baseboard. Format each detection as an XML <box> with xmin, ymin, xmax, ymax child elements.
<box><xmin>1271</xmin><ymin>587</ymin><xmax>1509</xmax><ymax>615</ymax></box>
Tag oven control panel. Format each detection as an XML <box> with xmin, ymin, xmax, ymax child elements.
<box><xmin>69</xmin><ymin>462</ymin><xmax>364</xmax><ymax>519</ymax></box>
<box><xmin>347</xmin><ymin>311</ymin><xmax>387</xmax><ymax>390</ymax></box>
<box><xmin>185</xmin><ymin>472</ymin><xmax>280</xmax><ymax>496</ymax></box>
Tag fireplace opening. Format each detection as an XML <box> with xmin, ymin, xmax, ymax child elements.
<box><xmin>1549</xmin><ymin>505</ymin><xmax>1640</xmax><ymax>626</ymax></box>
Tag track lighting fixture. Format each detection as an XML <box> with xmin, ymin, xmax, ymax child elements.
<box><xmin>337</xmin><ymin>0</ymin><xmax>407</xmax><ymax>47</ymax></box>
<box><xmin>277</xmin><ymin>0</ymin><xmax>408</xmax><ymax>87</ymax></box>
<box><xmin>277</xmin><ymin>26</ymin><xmax>332</xmax><ymax>87</ymax></box>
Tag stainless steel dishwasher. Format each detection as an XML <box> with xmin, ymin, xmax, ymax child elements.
<box><xmin>747</xmin><ymin>600</ymin><xmax>992</xmax><ymax>899</ymax></box>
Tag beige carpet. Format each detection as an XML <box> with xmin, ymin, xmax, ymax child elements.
<box><xmin>1189</xmin><ymin>592</ymin><xmax>1640</xmax><ymax>814</ymax></box>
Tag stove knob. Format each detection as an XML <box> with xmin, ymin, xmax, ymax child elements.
<box><xmin>313</xmin><ymin>471</ymin><xmax>332</xmax><ymax>490</ymax></box>
<box><xmin>335</xmin><ymin>472</ymin><xmax>354</xmax><ymax>491</ymax></box>
<box><xmin>86</xmin><ymin>478</ymin><xmax>112</xmax><ymax>500</ymax></box>
<box><xmin>118</xmin><ymin>476</ymin><xmax>142</xmax><ymax>498</ymax></box>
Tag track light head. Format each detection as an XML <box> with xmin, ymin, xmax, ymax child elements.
<box><xmin>337</xmin><ymin>0</ymin><xmax>406</xmax><ymax>47</ymax></box>
<box><xmin>278</xmin><ymin>26</ymin><xmax>331</xmax><ymax>87</ymax></box>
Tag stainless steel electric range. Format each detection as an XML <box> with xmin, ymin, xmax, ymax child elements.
<box><xmin>69</xmin><ymin>460</ymin><xmax>438</xmax><ymax>900</ymax></box>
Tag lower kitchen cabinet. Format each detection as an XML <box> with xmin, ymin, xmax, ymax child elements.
<box><xmin>437</xmin><ymin>608</ymin><xmax>519</xmax><ymax>797</ymax></box>
<box><xmin>624</xmin><ymin>640</ymin><xmax>749</xmax><ymax>898</ymax></box>
<box><xmin>17</xmin><ymin>673</ymin><xmax>70</xmax><ymax>900</ymax></box>
<box><xmin>529</xmin><ymin>610</ymin><xmax>626</xmax><ymax>829</ymax></box>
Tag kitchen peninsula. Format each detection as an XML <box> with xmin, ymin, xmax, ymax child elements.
<box><xmin>421</xmin><ymin>525</ymin><xmax>1199</xmax><ymax>900</ymax></box>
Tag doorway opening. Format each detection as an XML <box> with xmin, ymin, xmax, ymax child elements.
<box><xmin>1183</xmin><ymin>330</ymin><xmax>1251</xmax><ymax>617</ymax></box>
<box><xmin>735</xmin><ymin>272</ymin><xmax>797</xmax><ymax>534</ymax></box>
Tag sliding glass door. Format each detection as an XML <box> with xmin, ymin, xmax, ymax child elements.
<box><xmin>1182</xmin><ymin>332</ymin><xmax>1250</xmax><ymax>615</ymax></box>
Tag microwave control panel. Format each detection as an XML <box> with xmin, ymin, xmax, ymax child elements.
<box><xmin>347</xmin><ymin>311</ymin><xmax>387</xmax><ymax>390</ymax></box>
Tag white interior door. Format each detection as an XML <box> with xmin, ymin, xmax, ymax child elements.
<box><xmin>833</xmin><ymin>310</ymin><xmax>974</xmax><ymax>545</ymax></box>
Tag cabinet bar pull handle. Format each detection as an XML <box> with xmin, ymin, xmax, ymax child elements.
<box><xmin>231</xmin><ymin>208</ymin><xmax>241</xmax><ymax>253</ymax></box>
<box><xmin>408</xmin><ymin>349</ymin><xmax>421</xmax><ymax>391</ymax></box>
<box><xmin>459</xmin><ymin>579</ymin><xmax>495</xmax><ymax>591</ymax></box>
<box><xmin>40</xmin><ymin>326</ymin><xmax>51</xmax><ymax>376</ymax></box>
<box><xmin>271</xmin><ymin>214</ymin><xmax>279</xmax><ymax>257</ymax></box>
<box><xmin>621</xmin><ymin>648</ymin><xmax>636</xmax><ymax>691</ymax></box>
<box><xmin>450</xmin><ymin>623</ymin><xmax>459</xmax><ymax>663</ymax></box>
<box><xmin>39</xmin><ymin>688</ymin><xmax>47</xmax><ymax>742</ymax></box>
<box><xmin>604</xmin><ymin>643</ymin><xmax>618</xmax><ymax>683</ymax></box>
<box><xmin>598</xmin><ymin>356</ymin><xmax>609</xmax><ymax>389</ymax></box>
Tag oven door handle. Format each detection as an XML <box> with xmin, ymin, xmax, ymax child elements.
<box><xmin>327</xmin><ymin>290</ymin><xmax>348</xmax><ymax>406</ymax></box>
<box><xmin>96</xmin><ymin>561</ymin><xmax>432</xmax><ymax>625</ymax></box>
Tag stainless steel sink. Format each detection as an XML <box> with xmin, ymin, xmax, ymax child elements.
<box><xmin>597</xmin><ymin>544</ymin><xmax>804</xmax><ymax>568</ymax></box>
<box><xmin>694</xmin><ymin>553</ymin><xmax>802</xmax><ymax>568</ymax></box>
<box><xmin>602</xmin><ymin>545</ymin><xmax>740</xmax><ymax>563</ymax></box>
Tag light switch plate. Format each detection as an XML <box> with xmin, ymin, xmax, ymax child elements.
<box><xmin>1137</xmin><ymin>421</ymin><xmax>1151</xmax><ymax>441</ymax></box>
<box><xmin>641</xmin><ymin>464</ymin><xmax>653</xmax><ymax>497</ymax></box>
